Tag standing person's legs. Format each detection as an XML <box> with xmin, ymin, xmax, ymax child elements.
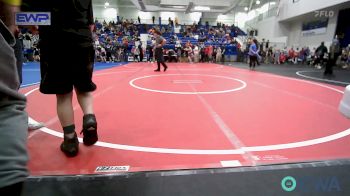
<box><xmin>324</xmin><ymin>60</ymin><xmax>331</xmax><ymax>75</ymax></box>
<box><xmin>55</xmin><ymin>90</ymin><xmax>79</xmax><ymax>157</ymax></box>
<box><xmin>73</xmin><ymin>47</ymin><xmax>98</xmax><ymax>146</ymax></box>
<box><xmin>124</xmin><ymin>48</ymin><xmax>128</xmax><ymax>62</ymax></box>
<box><xmin>324</xmin><ymin>57</ymin><xmax>336</xmax><ymax>76</ymax></box>
<box><xmin>249</xmin><ymin>56</ymin><xmax>253</xmax><ymax>69</ymax></box>
<box><xmin>56</xmin><ymin>92</ymin><xmax>79</xmax><ymax>156</ymax></box>
<box><xmin>155</xmin><ymin>52</ymin><xmax>161</xmax><ymax>71</ymax></box>
<box><xmin>158</xmin><ymin>49</ymin><xmax>168</xmax><ymax>71</ymax></box>
<box><xmin>155</xmin><ymin>48</ymin><xmax>162</xmax><ymax>71</ymax></box>
<box><xmin>140</xmin><ymin>52</ymin><xmax>143</xmax><ymax>62</ymax></box>
<box><xmin>76</xmin><ymin>91</ymin><xmax>94</xmax><ymax>115</ymax></box>
<box><xmin>252</xmin><ymin>56</ymin><xmax>257</xmax><ymax>69</ymax></box>
<box><xmin>56</xmin><ymin>92</ymin><xmax>74</xmax><ymax>128</ymax></box>
<box><xmin>40</xmin><ymin>45</ymin><xmax>97</xmax><ymax>157</ymax></box>
<box><xmin>156</xmin><ymin>61</ymin><xmax>161</xmax><ymax>71</ymax></box>
<box><xmin>161</xmin><ymin>61</ymin><xmax>168</xmax><ymax>71</ymax></box>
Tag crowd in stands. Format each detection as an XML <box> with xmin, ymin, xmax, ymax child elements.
<box><xmin>17</xmin><ymin>17</ymin><xmax>350</xmax><ymax>70</ymax></box>
<box><xmin>16</xmin><ymin>28</ymin><xmax>40</xmax><ymax>62</ymax></box>
<box><xmin>93</xmin><ymin>18</ymin><xmax>244</xmax><ymax>63</ymax></box>
<box><xmin>244</xmin><ymin>37</ymin><xmax>350</xmax><ymax>69</ymax></box>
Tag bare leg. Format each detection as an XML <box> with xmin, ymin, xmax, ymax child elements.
<box><xmin>56</xmin><ymin>92</ymin><xmax>75</xmax><ymax>139</ymax></box>
<box><xmin>56</xmin><ymin>92</ymin><xmax>74</xmax><ymax>128</ymax></box>
<box><xmin>75</xmin><ymin>89</ymin><xmax>94</xmax><ymax>115</ymax></box>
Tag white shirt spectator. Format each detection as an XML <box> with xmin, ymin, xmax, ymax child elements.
<box><xmin>23</xmin><ymin>39</ymin><xmax>32</xmax><ymax>50</ymax></box>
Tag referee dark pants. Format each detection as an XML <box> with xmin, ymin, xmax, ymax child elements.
<box><xmin>155</xmin><ymin>48</ymin><xmax>168</xmax><ymax>72</ymax></box>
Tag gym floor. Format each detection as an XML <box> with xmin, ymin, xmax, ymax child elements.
<box><xmin>21</xmin><ymin>62</ymin><xmax>350</xmax><ymax>176</ymax></box>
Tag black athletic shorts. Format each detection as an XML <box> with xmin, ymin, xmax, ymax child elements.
<box><xmin>39</xmin><ymin>44</ymin><xmax>96</xmax><ymax>94</ymax></box>
<box><xmin>155</xmin><ymin>48</ymin><xmax>165</xmax><ymax>63</ymax></box>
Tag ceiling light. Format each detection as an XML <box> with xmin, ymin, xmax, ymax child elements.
<box><xmin>244</xmin><ymin>7</ymin><xmax>248</xmax><ymax>11</ymax></box>
<box><xmin>194</xmin><ymin>6</ymin><xmax>210</xmax><ymax>11</ymax></box>
<box><xmin>270</xmin><ymin>1</ymin><xmax>276</xmax><ymax>5</ymax></box>
<box><xmin>104</xmin><ymin>2</ymin><xmax>110</xmax><ymax>6</ymax></box>
<box><xmin>256</xmin><ymin>0</ymin><xmax>261</xmax><ymax>5</ymax></box>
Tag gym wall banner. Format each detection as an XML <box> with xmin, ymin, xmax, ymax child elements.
<box><xmin>301</xmin><ymin>18</ymin><xmax>328</xmax><ymax>37</ymax></box>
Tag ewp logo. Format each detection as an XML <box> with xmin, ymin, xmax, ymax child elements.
<box><xmin>15</xmin><ymin>12</ymin><xmax>51</xmax><ymax>26</ymax></box>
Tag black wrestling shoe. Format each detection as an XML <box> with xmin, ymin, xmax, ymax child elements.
<box><xmin>60</xmin><ymin>133</ymin><xmax>79</xmax><ymax>157</ymax></box>
<box><xmin>164</xmin><ymin>66</ymin><xmax>168</xmax><ymax>72</ymax></box>
<box><xmin>154</xmin><ymin>69</ymin><xmax>161</xmax><ymax>72</ymax></box>
<box><xmin>81</xmin><ymin>114</ymin><xmax>98</xmax><ymax>146</ymax></box>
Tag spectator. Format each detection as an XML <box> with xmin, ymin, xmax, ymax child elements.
<box><xmin>132</xmin><ymin>46</ymin><xmax>140</xmax><ymax>62</ymax></box>
<box><xmin>216</xmin><ymin>47</ymin><xmax>222</xmax><ymax>63</ymax></box>
<box><xmin>248</xmin><ymin>39</ymin><xmax>259</xmax><ymax>70</ymax></box>
<box><xmin>274</xmin><ymin>49</ymin><xmax>281</xmax><ymax>65</ymax></box>
<box><xmin>167</xmin><ymin>49</ymin><xmax>177</xmax><ymax>62</ymax></box>
<box><xmin>146</xmin><ymin>44</ymin><xmax>153</xmax><ymax>63</ymax></box>
<box><xmin>266</xmin><ymin>40</ymin><xmax>270</xmax><ymax>50</ymax></box>
<box><xmin>138</xmin><ymin>43</ymin><xmax>143</xmax><ymax>62</ymax></box>
<box><xmin>341</xmin><ymin>47</ymin><xmax>349</xmax><ymax>69</ymax></box>
<box><xmin>325</xmin><ymin>38</ymin><xmax>341</xmax><ymax>76</ymax></box>
<box><xmin>208</xmin><ymin>45</ymin><xmax>213</xmax><ymax>63</ymax></box>
<box><xmin>314</xmin><ymin>42</ymin><xmax>328</xmax><ymax>68</ymax></box>
<box><xmin>184</xmin><ymin>45</ymin><xmax>193</xmax><ymax>63</ymax></box>
<box><xmin>193</xmin><ymin>46</ymin><xmax>200</xmax><ymax>63</ymax></box>
<box><xmin>33</xmin><ymin>46</ymin><xmax>40</xmax><ymax>62</ymax></box>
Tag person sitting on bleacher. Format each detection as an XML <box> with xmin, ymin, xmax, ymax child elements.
<box><xmin>167</xmin><ymin>49</ymin><xmax>177</xmax><ymax>62</ymax></box>
<box><xmin>33</xmin><ymin>46</ymin><xmax>40</xmax><ymax>62</ymax></box>
<box><xmin>23</xmin><ymin>34</ymin><xmax>33</xmax><ymax>62</ymax></box>
<box><xmin>184</xmin><ymin>45</ymin><xmax>193</xmax><ymax>63</ymax></box>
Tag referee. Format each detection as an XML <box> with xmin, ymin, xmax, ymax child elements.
<box><xmin>153</xmin><ymin>30</ymin><xmax>168</xmax><ymax>72</ymax></box>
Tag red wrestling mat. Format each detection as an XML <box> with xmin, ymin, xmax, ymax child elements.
<box><xmin>22</xmin><ymin>63</ymin><xmax>350</xmax><ymax>175</ymax></box>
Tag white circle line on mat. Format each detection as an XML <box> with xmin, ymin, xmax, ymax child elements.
<box><xmin>129</xmin><ymin>74</ymin><xmax>247</xmax><ymax>95</ymax></box>
<box><xmin>25</xmin><ymin>70</ymin><xmax>350</xmax><ymax>155</ymax></box>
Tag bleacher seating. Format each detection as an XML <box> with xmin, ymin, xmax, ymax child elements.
<box><xmin>95</xmin><ymin>22</ymin><xmax>245</xmax><ymax>56</ymax></box>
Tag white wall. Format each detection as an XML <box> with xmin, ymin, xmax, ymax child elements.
<box><xmin>246</xmin><ymin>16</ymin><xmax>289</xmax><ymax>49</ymax></box>
<box><xmin>94</xmin><ymin>6</ymin><xmax>119</xmax><ymax>21</ymax></box>
<box><xmin>286</xmin><ymin>10</ymin><xmax>339</xmax><ymax>49</ymax></box>
<box><xmin>278</xmin><ymin>0</ymin><xmax>349</xmax><ymax>21</ymax></box>
<box><xmin>202</xmin><ymin>13</ymin><xmax>235</xmax><ymax>26</ymax></box>
<box><xmin>244</xmin><ymin>1</ymin><xmax>348</xmax><ymax>49</ymax></box>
